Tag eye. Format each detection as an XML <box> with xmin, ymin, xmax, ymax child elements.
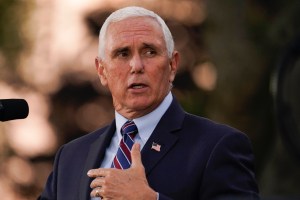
<box><xmin>116</xmin><ymin>50</ymin><xmax>129</xmax><ymax>58</ymax></box>
<box><xmin>119</xmin><ymin>52</ymin><xmax>128</xmax><ymax>57</ymax></box>
<box><xmin>144</xmin><ymin>49</ymin><xmax>157</xmax><ymax>57</ymax></box>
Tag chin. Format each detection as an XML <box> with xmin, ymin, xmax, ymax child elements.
<box><xmin>127</xmin><ymin>97</ymin><xmax>149</xmax><ymax>106</ymax></box>
<box><xmin>129</xmin><ymin>102</ymin><xmax>150</xmax><ymax>110</ymax></box>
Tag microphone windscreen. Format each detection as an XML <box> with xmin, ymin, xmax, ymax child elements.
<box><xmin>0</xmin><ymin>99</ymin><xmax>29</xmax><ymax>121</ymax></box>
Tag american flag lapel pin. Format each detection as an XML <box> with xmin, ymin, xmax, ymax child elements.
<box><xmin>151</xmin><ymin>142</ymin><xmax>161</xmax><ymax>152</ymax></box>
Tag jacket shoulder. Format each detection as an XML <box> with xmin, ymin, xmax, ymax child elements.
<box><xmin>65</xmin><ymin>124</ymin><xmax>110</xmax><ymax>147</ymax></box>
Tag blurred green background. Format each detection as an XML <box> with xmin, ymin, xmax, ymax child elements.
<box><xmin>0</xmin><ymin>0</ymin><xmax>299</xmax><ymax>199</ymax></box>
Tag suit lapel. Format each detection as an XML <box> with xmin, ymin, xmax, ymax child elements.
<box><xmin>78</xmin><ymin>97</ymin><xmax>185</xmax><ymax>198</ymax></box>
<box><xmin>79</xmin><ymin>121</ymin><xmax>116</xmax><ymax>200</ymax></box>
<box><xmin>142</xmin><ymin>98</ymin><xmax>185</xmax><ymax>175</ymax></box>
<box><xmin>142</xmin><ymin>128</ymin><xmax>178</xmax><ymax>175</ymax></box>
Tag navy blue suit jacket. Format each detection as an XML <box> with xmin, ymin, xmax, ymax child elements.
<box><xmin>39</xmin><ymin>98</ymin><xmax>259</xmax><ymax>200</ymax></box>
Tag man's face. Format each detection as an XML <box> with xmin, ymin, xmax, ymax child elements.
<box><xmin>96</xmin><ymin>16</ymin><xmax>179</xmax><ymax>119</ymax></box>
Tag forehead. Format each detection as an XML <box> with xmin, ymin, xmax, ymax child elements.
<box><xmin>105</xmin><ymin>16</ymin><xmax>165</xmax><ymax>48</ymax></box>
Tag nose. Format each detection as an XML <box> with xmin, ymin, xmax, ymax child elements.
<box><xmin>130</xmin><ymin>55</ymin><xmax>144</xmax><ymax>73</ymax></box>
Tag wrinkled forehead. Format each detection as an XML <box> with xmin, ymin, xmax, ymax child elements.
<box><xmin>104</xmin><ymin>17</ymin><xmax>166</xmax><ymax>47</ymax></box>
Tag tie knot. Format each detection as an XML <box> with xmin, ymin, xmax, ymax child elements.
<box><xmin>121</xmin><ymin>120</ymin><xmax>138</xmax><ymax>137</ymax></box>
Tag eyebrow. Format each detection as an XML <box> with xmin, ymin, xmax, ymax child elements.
<box><xmin>111</xmin><ymin>46</ymin><xmax>129</xmax><ymax>57</ymax></box>
<box><xmin>142</xmin><ymin>43</ymin><xmax>157</xmax><ymax>49</ymax></box>
<box><xmin>110</xmin><ymin>42</ymin><xmax>159</xmax><ymax>57</ymax></box>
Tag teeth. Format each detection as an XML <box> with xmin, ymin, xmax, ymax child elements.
<box><xmin>132</xmin><ymin>85</ymin><xmax>143</xmax><ymax>89</ymax></box>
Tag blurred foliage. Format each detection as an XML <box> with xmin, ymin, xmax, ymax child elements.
<box><xmin>1</xmin><ymin>0</ymin><xmax>300</xmax><ymax>198</ymax></box>
<box><xmin>246</xmin><ymin>0</ymin><xmax>300</xmax><ymax>52</ymax></box>
<box><xmin>0</xmin><ymin>0</ymin><xmax>29</xmax><ymax>69</ymax></box>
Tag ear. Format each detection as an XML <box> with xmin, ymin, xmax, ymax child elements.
<box><xmin>95</xmin><ymin>57</ymin><xmax>108</xmax><ymax>86</ymax></box>
<box><xmin>168</xmin><ymin>51</ymin><xmax>180</xmax><ymax>83</ymax></box>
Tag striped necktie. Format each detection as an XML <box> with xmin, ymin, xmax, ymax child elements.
<box><xmin>111</xmin><ymin>120</ymin><xmax>138</xmax><ymax>169</ymax></box>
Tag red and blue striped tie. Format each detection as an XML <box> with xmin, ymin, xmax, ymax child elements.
<box><xmin>112</xmin><ymin>120</ymin><xmax>138</xmax><ymax>169</ymax></box>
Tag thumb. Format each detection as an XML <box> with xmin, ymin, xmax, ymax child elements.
<box><xmin>130</xmin><ymin>143</ymin><xmax>143</xmax><ymax>168</ymax></box>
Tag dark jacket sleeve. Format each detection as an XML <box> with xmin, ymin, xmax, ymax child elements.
<box><xmin>157</xmin><ymin>130</ymin><xmax>259</xmax><ymax>200</ymax></box>
<box><xmin>37</xmin><ymin>146</ymin><xmax>64</xmax><ymax>200</ymax></box>
<box><xmin>199</xmin><ymin>132</ymin><xmax>260</xmax><ymax>200</ymax></box>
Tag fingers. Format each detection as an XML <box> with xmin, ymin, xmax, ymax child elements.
<box><xmin>88</xmin><ymin>144</ymin><xmax>149</xmax><ymax>199</ymax></box>
<box><xmin>89</xmin><ymin>177</ymin><xmax>106</xmax><ymax>198</ymax></box>
<box><xmin>90</xmin><ymin>186</ymin><xmax>103</xmax><ymax>198</ymax></box>
<box><xmin>90</xmin><ymin>176</ymin><xmax>105</xmax><ymax>189</ymax></box>
<box><xmin>87</xmin><ymin>168</ymin><xmax>109</xmax><ymax>178</ymax></box>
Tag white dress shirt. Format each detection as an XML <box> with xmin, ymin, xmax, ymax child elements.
<box><xmin>99</xmin><ymin>92</ymin><xmax>172</xmax><ymax>168</ymax></box>
<box><xmin>91</xmin><ymin>92</ymin><xmax>172</xmax><ymax>199</ymax></box>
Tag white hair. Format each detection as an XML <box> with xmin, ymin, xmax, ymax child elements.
<box><xmin>98</xmin><ymin>6</ymin><xmax>174</xmax><ymax>59</ymax></box>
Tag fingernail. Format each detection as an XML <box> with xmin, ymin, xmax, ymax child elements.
<box><xmin>87</xmin><ymin>170</ymin><xmax>91</xmax><ymax>176</ymax></box>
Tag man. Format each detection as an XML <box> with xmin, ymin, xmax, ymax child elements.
<box><xmin>39</xmin><ymin>6</ymin><xmax>260</xmax><ymax>200</ymax></box>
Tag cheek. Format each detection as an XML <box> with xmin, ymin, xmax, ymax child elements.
<box><xmin>150</xmin><ymin>71</ymin><xmax>169</xmax><ymax>91</ymax></box>
<box><xmin>158</xmin><ymin>67</ymin><xmax>172</xmax><ymax>82</ymax></box>
<box><xmin>105</xmin><ymin>66</ymin><xmax>119</xmax><ymax>80</ymax></box>
<box><xmin>106</xmin><ymin>70</ymin><xmax>126</xmax><ymax>91</ymax></box>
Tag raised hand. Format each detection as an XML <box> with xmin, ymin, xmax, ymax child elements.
<box><xmin>87</xmin><ymin>143</ymin><xmax>157</xmax><ymax>200</ymax></box>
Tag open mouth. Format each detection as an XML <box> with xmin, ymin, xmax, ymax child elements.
<box><xmin>129</xmin><ymin>83</ymin><xmax>147</xmax><ymax>89</ymax></box>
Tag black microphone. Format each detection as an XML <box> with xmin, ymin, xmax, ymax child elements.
<box><xmin>0</xmin><ymin>99</ymin><xmax>29</xmax><ymax>121</ymax></box>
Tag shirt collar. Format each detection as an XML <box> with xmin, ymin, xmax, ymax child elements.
<box><xmin>115</xmin><ymin>92</ymin><xmax>173</xmax><ymax>143</ymax></box>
